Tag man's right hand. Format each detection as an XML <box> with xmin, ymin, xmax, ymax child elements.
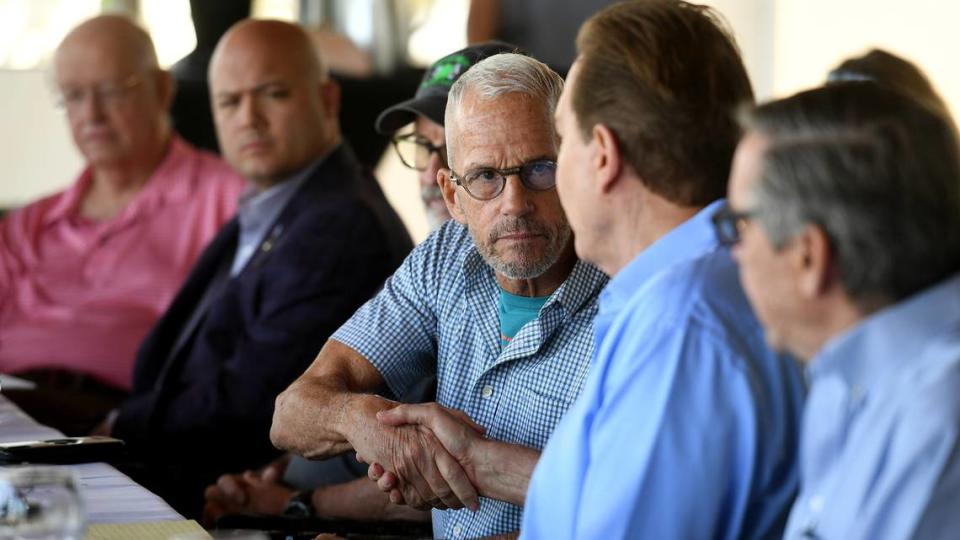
<box><xmin>368</xmin><ymin>403</ymin><xmax>486</xmax><ymax>508</ymax></box>
<box><xmin>348</xmin><ymin>395</ymin><xmax>482</xmax><ymax>512</ymax></box>
<box><xmin>270</xmin><ymin>341</ymin><xmax>479</xmax><ymax>512</ymax></box>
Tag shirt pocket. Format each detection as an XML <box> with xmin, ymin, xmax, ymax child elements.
<box><xmin>513</xmin><ymin>384</ymin><xmax>578</xmax><ymax>449</ymax></box>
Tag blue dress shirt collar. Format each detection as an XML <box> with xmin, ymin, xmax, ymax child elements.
<box><xmin>601</xmin><ymin>199</ymin><xmax>725</xmax><ymax>314</ymax></box>
<box><xmin>810</xmin><ymin>272</ymin><xmax>960</xmax><ymax>397</ymax></box>
<box><xmin>230</xmin><ymin>151</ymin><xmax>330</xmax><ymax>276</ymax></box>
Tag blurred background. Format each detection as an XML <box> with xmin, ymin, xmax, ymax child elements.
<box><xmin>1</xmin><ymin>0</ymin><xmax>958</xmax><ymax>243</ymax></box>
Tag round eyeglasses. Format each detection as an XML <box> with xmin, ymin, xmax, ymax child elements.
<box><xmin>449</xmin><ymin>159</ymin><xmax>558</xmax><ymax>200</ymax></box>
<box><xmin>391</xmin><ymin>133</ymin><xmax>447</xmax><ymax>171</ymax></box>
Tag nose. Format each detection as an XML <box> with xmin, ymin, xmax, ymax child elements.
<box><xmin>75</xmin><ymin>91</ymin><xmax>105</xmax><ymax>122</ymax></box>
<box><xmin>237</xmin><ymin>94</ymin><xmax>264</xmax><ymax>129</ymax></box>
<box><xmin>499</xmin><ymin>174</ymin><xmax>534</xmax><ymax>216</ymax></box>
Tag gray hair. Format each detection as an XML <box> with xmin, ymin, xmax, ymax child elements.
<box><xmin>741</xmin><ymin>82</ymin><xmax>960</xmax><ymax>308</ymax></box>
<box><xmin>444</xmin><ymin>53</ymin><xmax>564</xmax><ymax>168</ymax></box>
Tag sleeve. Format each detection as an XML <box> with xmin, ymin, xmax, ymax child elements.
<box><xmin>331</xmin><ymin>225</ymin><xmax>454</xmax><ymax>399</ymax></box>
<box><xmin>114</xmin><ymin>201</ymin><xmax>408</xmax><ymax>468</ymax></box>
<box><xmin>573</xmin><ymin>305</ymin><xmax>790</xmax><ymax>540</ymax></box>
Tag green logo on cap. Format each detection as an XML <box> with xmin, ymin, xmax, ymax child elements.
<box><xmin>422</xmin><ymin>54</ymin><xmax>472</xmax><ymax>89</ymax></box>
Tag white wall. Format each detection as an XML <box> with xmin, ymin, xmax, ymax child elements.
<box><xmin>0</xmin><ymin>69</ymin><xmax>82</xmax><ymax>209</ymax></box>
<box><xmin>771</xmin><ymin>0</ymin><xmax>958</xmax><ymax>118</ymax></box>
<box><xmin>708</xmin><ymin>0</ymin><xmax>959</xmax><ymax>119</ymax></box>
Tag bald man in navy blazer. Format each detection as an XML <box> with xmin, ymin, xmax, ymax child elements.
<box><xmin>101</xmin><ymin>20</ymin><xmax>412</xmax><ymax>516</ymax></box>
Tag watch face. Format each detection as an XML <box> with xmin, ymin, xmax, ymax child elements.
<box><xmin>283</xmin><ymin>490</ymin><xmax>315</xmax><ymax>518</ymax></box>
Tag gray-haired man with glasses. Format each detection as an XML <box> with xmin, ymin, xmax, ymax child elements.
<box><xmin>271</xmin><ymin>52</ymin><xmax>608</xmax><ymax>539</ymax></box>
<box><xmin>376</xmin><ymin>42</ymin><xmax>520</xmax><ymax>231</ymax></box>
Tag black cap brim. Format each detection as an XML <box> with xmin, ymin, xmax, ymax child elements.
<box><xmin>375</xmin><ymin>95</ymin><xmax>446</xmax><ymax>135</ymax></box>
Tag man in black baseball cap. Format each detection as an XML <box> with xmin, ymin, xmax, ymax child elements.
<box><xmin>377</xmin><ymin>41</ymin><xmax>521</xmax><ymax>230</ymax></box>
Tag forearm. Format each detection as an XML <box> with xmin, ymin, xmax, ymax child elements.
<box><xmin>271</xmin><ymin>379</ymin><xmax>391</xmax><ymax>459</ymax></box>
<box><xmin>470</xmin><ymin>439</ymin><xmax>540</xmax><ymax>506</ymax></box>
<box><xmin>312</xmin><ymin>477</ymin><xmax>429</xmax><ymax>522</ymax></box>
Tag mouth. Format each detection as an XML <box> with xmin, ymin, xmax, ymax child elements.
<box><xmin>498</xmin><ymin>231</ymin><xmax>544</xmax><ymax>242</ymax></box>
<box><xmin>239</xmin><ymin>139</ymin><xmax>272</xmax><ymax>153</ymax></box>
<box><xmin>81</xmin><ymin>128</ymin><xmax>114</xmax><ymax>141</ymax></box>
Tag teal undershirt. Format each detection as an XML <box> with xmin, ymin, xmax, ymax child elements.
<box><xmin>498</xmin><ymin>288</ymin><xmax>551</xmax><ymax>347</ymax></box>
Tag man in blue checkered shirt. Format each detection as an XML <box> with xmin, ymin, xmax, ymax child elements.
<box><xmin>270</xmin><ymin>52</ymin><xmax>607</xmax><ymax>539</ymax></box>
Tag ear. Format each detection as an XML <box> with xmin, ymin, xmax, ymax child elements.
<box><xmin>592</xmin><ymin>123</ymin><xmax>622</xmax><ymax>195</ymax></box>
<box><xmin>319</xmin><ymin>79</ymin><xmax>341</xmax><ymax>120</ymax></box>
<box><xmin>156</xmin><ymin>70</ymin><xmax>176</xmax><ymax>112</ymax></box>
<box><xmin>437</xmin><ymin>167</ymin><xmax>467</xmax><ymax>224</ymax></box>
<box><xmin>794</xmin><ymin>224</ymin><xmax>835</xmax><ymax>299</ymax></box>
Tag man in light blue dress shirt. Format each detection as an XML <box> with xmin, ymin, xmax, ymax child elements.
<box><xmin>725</xmin><ymin>83</ymin><xmax>960</xmax><ymax>540</ymax></box>
<box><xmin>520</xmin><ymin>2</ymin><xmax>806</xmax><ymax>539</ymax></box>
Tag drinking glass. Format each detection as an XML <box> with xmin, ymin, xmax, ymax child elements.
<box><xmin>0</xmin><ymin>466</ymin><xmax>85</xmax><ymax>540</ymax></box>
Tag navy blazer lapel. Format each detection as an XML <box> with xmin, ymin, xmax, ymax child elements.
<box><xmin>237</xmin><ymin>145</ymin><xmax>357</xmax><ymax>274</ymax></box>
<box><xmin>133</xmin><ymin>217</ymin><xmax>239</xmax><ymax>395</ymax></box>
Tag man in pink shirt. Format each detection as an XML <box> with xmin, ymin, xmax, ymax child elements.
<box><xmin>0</xmin><ymin>15</ymin><xmax>245</xmax><ymax>433</ymax></box>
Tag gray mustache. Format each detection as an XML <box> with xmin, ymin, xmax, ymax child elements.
<box><xmin>490</xmin><ymin>217</ymin><xmax>548</xmax><ymax>239</ymax></box>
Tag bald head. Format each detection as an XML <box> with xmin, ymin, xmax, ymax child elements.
<box><xmin>56</xmin><ymin>15</ymin><xmax>159</xmax><ymax>76</ymax></box>
<box><xmin>209</xmin><ymin>19</ymin><xmax>341</xmax><ymax>187</ymax></box>
<box><xmin>54</xmin><ymin>15</ymin><xmax>173</xmax><ymax>170</ymax></box>
<box><xmin>210</xmin><ymin>19</ymin><xmax>327</xmax><ymax>87</ymax></box>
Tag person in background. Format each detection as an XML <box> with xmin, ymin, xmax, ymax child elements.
<box><xmin>725</xmin><ymin>82</ymin><xmax>960</xmax><ymax>540</ymax></box>
<box><xmin>95</xmin><ymin>19</ymin><xmax>412</xmax><ymax>518</ymax></box>
<box><xmin>827</xmin><ymin>48</ymin><xmax>953</xmax><ymax>120</ymax></box>
<box><xmin>0</xmin><ymin>15</ymin><xmax>245</xmax><ymax>435</ymax></box>
<box><xmin>375</xmin><ymin>41</ymin><xmax>520</xmax><ymax>231</ymax></box>
<box><xmin>518</xmin><ymin>1</ymin><xmax>804</xmax><ymax>537</ymax></box>
<box><xmin>202</xmin><ymin>41</ymin><xmax>520</xmax><ymax>525</ymax></box>
<box><xmin>270</xmin><ymin>53</ymin><xmax>608</xmax><ymax>539</ymax></box>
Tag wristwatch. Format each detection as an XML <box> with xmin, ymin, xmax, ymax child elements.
<box><xmin>282</xmin><ymin>489</ymin><xmax>316</xmax><ymax>518</ymax></box>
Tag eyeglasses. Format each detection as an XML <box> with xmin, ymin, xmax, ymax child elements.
<box><xmin>56</xmin><ymin>74</ymin><xmax>145</xmax><ymax>110</ymax></box>
<box><xmin>391</xmin><ymin>133</ymin><xmax>447</xmax><ymax>171</ymax></box>
<box><xmin>711</xmin><ymin>203</ymin><xmax>757</xmax><ymax>246</ymax></box>
<box><xmin>450</xmin><ymin>159</ymin><xmax>558</xmax><ymax>200</ymax></box>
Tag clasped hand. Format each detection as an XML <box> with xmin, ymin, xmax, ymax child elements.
<box><xmin>356</xmin><ymin>402</ymin><xmax>486</xmax><ymax>512</ymax></box>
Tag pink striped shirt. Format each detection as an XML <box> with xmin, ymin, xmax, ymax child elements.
<box><xmin>0</xmin><ymin>137</ymin><xmax>246</xmax><ymax>390</ymax></box>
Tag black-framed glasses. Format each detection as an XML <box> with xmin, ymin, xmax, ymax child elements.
<box><xmin>711</xmin><ymin>203</ymin><xmax>757</xmax><ymax>246</ymax></box>
<box><xmin>391</xmin><ymin>133</ymin><xmax>447</xmax><ymax>171</ymax></box>
<box><xmin>450</xmin><ymin>159</ymin><xmax>557</xmax><ymax>201</ymax></box>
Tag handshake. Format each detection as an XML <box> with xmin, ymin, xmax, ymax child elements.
<box><xmin>355</xmin><ymin>400</ymin><xmax>491</xmax><ymax>512</ymax></box>
<box><xmin>204</xmin><ymin>399</ymin><xmax>536</xmax><ymax>526</ymax></box>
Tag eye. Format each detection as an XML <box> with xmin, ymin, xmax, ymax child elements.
<box><xmin>266</xmin><ymin>87</ymin><xmax>291</xmax><ymax>100</ymax></box>
<box><xmin>216</xmin><ymin>96</ymin><xmax>240</xmax><ymax>109</ymax></box>
<box><xmin>60</xmin><ymin>88</ymin><xmax>84</xmax><ymax>105</ymax></box>
<box><xmin>467</xmin><ymin>169</ymin><xmax>500</xmax><ymax>184</ymax></box>
<box><xmin>528</xmin><ymin>161</ymin><xmax>554</xmax><ymax>175</ymax></box>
